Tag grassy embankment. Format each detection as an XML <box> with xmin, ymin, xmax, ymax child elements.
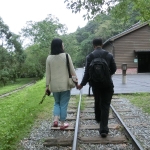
<box><xmin>0</xmin><ymin>78</ymin><xmax>37</xmax><ymax>95</ymax></box>
<box><xmin>0</xmin><ymin>78</ymin><xmax>54</xmax><ymax>150</ymax></box>
<box><xmin>120</xmin><ymin>92</ymin><xmax>150</xmax><ymax>114</ymax></box>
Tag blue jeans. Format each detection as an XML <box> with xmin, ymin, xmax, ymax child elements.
<box><xmin>53</xmin><ymin>90</ymin><xmax>70</xmax><ymax>121</ymax></box>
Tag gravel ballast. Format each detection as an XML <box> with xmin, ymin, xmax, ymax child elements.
<box><xmin>18</xmin><ymin>97</ymin><xmax>150</xmax><ymax>150</ymax></box>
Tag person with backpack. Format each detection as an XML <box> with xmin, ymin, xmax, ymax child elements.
<box><xmin>77</xmin><ymin>38</ymin><xmax>117</xmax><ymax>138</ymax></box>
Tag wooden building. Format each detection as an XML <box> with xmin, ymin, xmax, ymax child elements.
<box><xmin>103</xmin><ymin>22</ymin><xmax>150</xmax><ymax>74</ymax></box>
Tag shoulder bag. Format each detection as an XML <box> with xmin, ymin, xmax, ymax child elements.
<box><xmin>66</xmin><ymin>54</ymin><xmax>76</xmax><ymax>88</ymax></box>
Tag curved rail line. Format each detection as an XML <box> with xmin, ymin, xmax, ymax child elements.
<box><xmin>0</xmin><ymin>81</ymin><xmax>35</xmax><ymax>98</ymax></box>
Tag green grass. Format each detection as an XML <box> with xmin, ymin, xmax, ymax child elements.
<box><xmin>72</xmin><ymin>94</ymin><xmax>86</xmax><ymax>110</ymax></box>
<box><xmin>80</xmin><ymin>95</ymin><xmax>86</xmax><ymax>110</ymax></box>
<box><xmin>0</xmin><ymin>78</ymin><xmax>54</xmax><ymax>150</ymax></box>
<box><xmin>120</xmin><ymin>93</ymin><xmax>150</xmax><ymax>114</ymax></box>
<box><xmin>0</xmin><ymin>78</ymin><xmax>37</xmax><ymax>95</ymax></box>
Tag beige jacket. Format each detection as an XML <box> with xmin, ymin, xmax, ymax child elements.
<box><xmin>46</xmin><ymin>53</ymin><xmax>77</xmax><ymax>92</ymax></box>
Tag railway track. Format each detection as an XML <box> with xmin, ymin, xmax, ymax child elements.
<box><xmin>43</xmin><ymin>92</ymin><xmax>144</xmax><ymax>150</ymax></box>
<box><xmin>0</xmin><ymin>81</ymin><xmax>35</xmax><ymax>98</ymax></box>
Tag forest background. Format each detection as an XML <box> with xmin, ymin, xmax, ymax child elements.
<box><xmin>0</xmin><ymin>0</ymin><xmax>150</xmax><ymax>86</ymax></box>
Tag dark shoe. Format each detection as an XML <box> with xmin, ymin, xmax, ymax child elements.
<box><xmin>53</xmin><ymin>121</ymin><xmax>58</xmax><ymax>127</ymax></box>
<box><xmin>100</xmin><ymin>133</ymin><xmax>108</xmax><ymax>138</ymax></box>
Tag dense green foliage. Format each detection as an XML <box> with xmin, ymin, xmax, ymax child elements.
<box><xmin>64</xmin><ymin>0</ymin><xmax>150</xmax><ymax>21</ymax></box>
<box><xmin>20</xmin><ymin>14</ymin><xmax>67</xmax><ymax>78</ymax></box>
<box><xmin>0</xmin><ymin>17</ymin><xmax>25</xmax><ymax>85</ymax></box>
<box><xmin>63</xmin><ymin>12</ymin><xmax>139</xmax><ymax>66</ymax></box>
<box><xmin>1</xmin><ymin>0</ymin><xmax>149</xmax><ymax>81</ymax></box>
<box><xmin>0</xmin><ymin>15</ymin><xmax>66</xmax><ymax>84</ymax></box>
<box><xmin>0</xmin><ymin>78</ymin><xmax>54</xmax><ymax>150</ymax></box>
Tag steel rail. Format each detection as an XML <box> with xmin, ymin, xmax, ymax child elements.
<box><xmin>0</xmin><ymin>81</ymin><xmax>35</xmax><ymax>98</ymax></box>
<box><xmin>72</xmin><ymin>90</ymin><xmax>82</xmax><ymax>150</ymax></box>
<box><xmin>111</xmin><ymin>104</ymin><xmax>144</xmax><ymax>150</ymax></box>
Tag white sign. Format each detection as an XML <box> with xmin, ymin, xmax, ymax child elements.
<box><xmin>134</xmin><ymin>59</ymin><xmax>138</xmax><ymax>63</ymax></box>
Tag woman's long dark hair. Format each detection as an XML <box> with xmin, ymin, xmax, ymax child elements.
<box><xmin>50</xmin><ymin>38</ymin><xmax>64</xmax><ymax>55</ymax></box>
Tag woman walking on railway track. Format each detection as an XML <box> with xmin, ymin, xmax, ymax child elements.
<box><xmin>45</xmin><ymin>38</ymin><xmax>78</xmax><ymax>130</ymax></box>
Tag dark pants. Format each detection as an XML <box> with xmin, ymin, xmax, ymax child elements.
<box><xmin>92</xmin><ymin>86</ymin><xmax>114</xmax><ymax>134</ymax></box>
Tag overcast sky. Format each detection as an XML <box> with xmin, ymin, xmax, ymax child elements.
<box><xmin>0</xmin><ymin>0</ymin><xmax>88</xmax><ymax>34</ymax></box>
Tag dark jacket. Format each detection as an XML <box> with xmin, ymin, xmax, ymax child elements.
<box><xmin>80</xmin><ymin>48</ymin><xmax>117</xmax><ymax>87</ymax></box>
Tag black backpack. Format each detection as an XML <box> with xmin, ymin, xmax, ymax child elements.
<box><xmin>88</xmin><ymin>51</ymin><xmax>112</xmax><ymax>88</ymax></box>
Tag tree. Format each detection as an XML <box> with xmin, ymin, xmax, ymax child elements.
<box><xmin>64</xmin><ymin>0</ymin><xmax>150</xmax><ymax>21</ymax></box>
<box><xmin>21</xmin><ymin>14</ymin><xmax>67</xmax><ymax>78</ymax></box>
<box><xmin>0</xmin><ymin>46</ymin><xmax>10</xmax><ymax>85</ymax></box>
<box><xmin>61</xmin><ymin>33</ymin><xmax>79</xmax><ymax>64</ymax></box>
<box><xmin>22</xmin><ymin>44</ymin><xmax>44</xmax><ymax>78</ymax></box>
<box><xmin>0</xmin><ymin>17</ymin><xmax>25</xmax><ymax>85</ymax></box>
<box><xmin>60</xmin><ymin>10</ymin><xmax>139</xmax><ymax>67</ymax></box>
<box><xmin>21</xmin><ymin>14</ymin><xmax>67</xmax><ymax>48</ymax></box>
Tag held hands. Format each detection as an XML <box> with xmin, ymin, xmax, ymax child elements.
<box><xmin>72</xmin><ymin>76</ymin><xmax>82</xmax><ymax>90</ymax></box>
<box><xmin>72</xmin><ymin>75</ymin><xmax>83</xmax><ymax>90</ymax></box>
<box><xmin>76</xmin><ymin>84</ymin><xmax>83</xmax><ymax>90</ymax></box>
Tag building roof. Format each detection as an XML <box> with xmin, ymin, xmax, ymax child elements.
<box><xmin>134</xmin><ymin>50</ymin><xmax>150</xmax><ymax>53</ymax></box>
<box><xmin>103</xmin><ymin>22</ymin><xmax>149</xmax><ymax>46</ymax></box>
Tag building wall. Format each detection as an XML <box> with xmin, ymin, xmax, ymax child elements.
<box><xmin>103</xmin><ymin>25</ymin><xmax>150</xmax><ymax>72</ymax></box>
<box><xmin>103</xmin><ymin>42</ymin><xmax>114</xmax><ymax>54</ymax></box>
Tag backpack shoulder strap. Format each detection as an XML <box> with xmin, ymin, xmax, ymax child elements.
<box><xmin>88</xmin><ymin>53</ymin><xmax>95</xmax><ymax>64</ymax></box>
<box><xmin>101</xmin><ymin>51</ymin><xmax>109</xmax><ymax>64</ymax></box>
<box><xmin>102</xmin><ymin>51</ymin><xmax>109</xmax><ymax>59</ymax></box>
<box><xmin>89</xmin><ymin>52</ymin><xmax>95</xmax><ymax>59</ymax></box>
<box><xmin>89</xmin><ymin>51</ymin><xmax>109</xmax><ymax>61</ymax></box>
